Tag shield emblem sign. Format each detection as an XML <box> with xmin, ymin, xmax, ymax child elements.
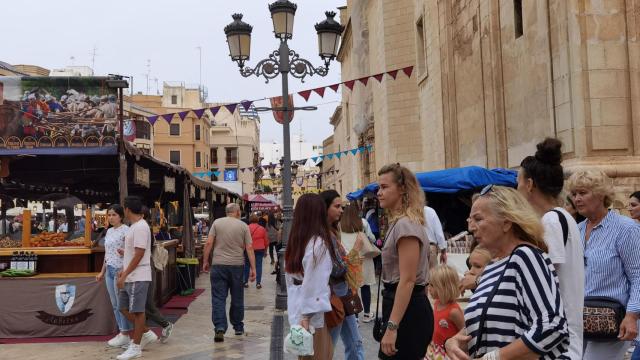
<box><xmin>55</xmin><ymin>284</ymin><xmax>76</xmax><ymax>314</ymax></box>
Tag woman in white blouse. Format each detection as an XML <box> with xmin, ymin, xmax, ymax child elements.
<box><xmin>285</xmin><ymin>194</ymin><xmax>340</xmax><ymax>360</ymax></box>
<box><xmin>96</xmin><ymin>205</ymin><xmax>131</xmax><ymax>348</ymax></box>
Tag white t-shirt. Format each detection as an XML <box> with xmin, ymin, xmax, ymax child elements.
<box><xmin>123</xmin><ymin>219</ymin><xmax>152</xmax><ymax>282</ymax></box>
<box><xmin>542</xmin><ymin>207</ymin><xmax>584</xmax><ymax>360</ymax></box>
<box><xmin>423</xmin><ymin>206</ymin><xmax>447</xmax><ymax>249</ymax></box>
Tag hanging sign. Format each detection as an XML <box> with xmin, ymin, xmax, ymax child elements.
<box><xmin>164</xmin><ymin>176</ymin><xmax>175</xmax><ymax>193</ymax></box>
<box><xmin>190</xmin><ymin>185</ymin><xmax>196</xmax><ymax>198</ymax></box>
<box><xmin>134</xmin><ymin>164</ymin><xmax>150</xmax><ymax>188</ymax></box>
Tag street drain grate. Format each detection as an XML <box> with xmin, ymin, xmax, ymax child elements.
<box><xmin>245</xmin><ymin>305</ymin><xmax>265</xmax><ymax>311</ymax></box>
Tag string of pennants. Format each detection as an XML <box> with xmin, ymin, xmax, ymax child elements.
<box><xmin>142</xmin><ymin>66</ymin><xmax>414</xmax><ymax>125</ymax></box>
<box><xmin>192</xmin><ymin>144</ymin><xmax>373</xmax><ymax>179</ymax></box>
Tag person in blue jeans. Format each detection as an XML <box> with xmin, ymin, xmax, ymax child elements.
<box><xmin>243</xmin><ymin>214</ymin><xmax>268</xmax><ymax>288</ymax></box>
<box><xmin>321</xmin><ymin>190</ymin><xmax>366</xmax><ymax>360</ymax></box>
<box><xmin>202</xmin><ymin>204</ymin><xmax>256</xmax><ymax>342</ymax></box>
<box><xmin>96</xmin><ymin>205</ymin><xmax>132</xmax><ymax>348</ymax></box>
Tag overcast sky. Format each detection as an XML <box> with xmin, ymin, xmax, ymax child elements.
<box><xmin>2</xmin><ymin>0</ymin><xmax>345</xmax><ymax>145</ymax></box>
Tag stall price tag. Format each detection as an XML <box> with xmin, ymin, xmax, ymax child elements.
<box><xmin>134</xmin><ymin>164</ymin><xmax>150</xmax><ymax>188</ymax></box>
<box><xmin>164</xmin><ymin>177</ymin><xmax>175</xmax><ymax>193</ymax></box>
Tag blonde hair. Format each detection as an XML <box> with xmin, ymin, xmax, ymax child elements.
<box><xmin>566</xmin><ymin>170</ymin><xmax>615</xmax><ymax>208</ymax></box>
<box><xmin>470</xmin><ymin>246</ymin><xmax>492</xmax><ymax>266</ymax></box>
<box><xmin>483</xmin><ymin>186</ymin><xmax>547</xmax><ymax>252</ymax></box>
<box><xmin>378</xmin><ymin>163</ymin><xmax>425</xmax><ymax>225</ymax></box>
<box><xmin>430</xmin><ymin>265</ymin><xmax>460</xmax><ymax>304</ymax></box>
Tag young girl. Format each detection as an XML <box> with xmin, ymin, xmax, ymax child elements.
<box><xmin>426</xmin><ymin>265</ymin><xmax>465</xmax><ymax>360</ymax></box>
<box><xmin>459</xmin><ymin>245</ymin><xmax>492</xmax><ymax>294</ymax></box>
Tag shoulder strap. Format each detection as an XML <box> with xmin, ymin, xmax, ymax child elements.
<box><xmin>550</xmin><ymin>209</ymin><xmax>569</xmax><ymax>246</ymax></box>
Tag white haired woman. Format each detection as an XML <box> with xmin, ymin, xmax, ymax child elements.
<box><xmin>446</xmin><ymin>185</ymin><xmax>569</xmax><ymax>360</ymax></box>
<box><xmin>567</xmin><ymin>170</ymin><xmax>640</xmax><ymax>360</ymax></box>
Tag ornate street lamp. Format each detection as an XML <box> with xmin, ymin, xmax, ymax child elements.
<box><xmin>224</xmin><ymin>3</ymin><xmax>343</xmax><ymax>358</ymax></box>
<box><xmin>315</xmin><ymin>11</ymin><xmax>344</xmax><ymax>68</ymax></box>
<box><xmin>223</xmin><ymin>14</ymin><xmax>253</xmax><ymax>68</ymax></box>
<box><xmin>268</xmin><ymin>163</ymin><xmax>276</xmax><ymax>179</ymax></box>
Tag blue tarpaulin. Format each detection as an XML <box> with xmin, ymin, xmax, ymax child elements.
<box><xmin>346</xmin><ymin>166</ymin><xmax>518</xmax><ymax>200</ymax></box>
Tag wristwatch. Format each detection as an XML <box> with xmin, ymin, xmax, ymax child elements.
<box><xmin>386</xmin><ymin>320</ymin><xmax>399</xmax><ymax>331</ymax></box>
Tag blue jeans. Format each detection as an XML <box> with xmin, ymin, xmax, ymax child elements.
<box><xmin>244</xmin><ymin>250</ymin><xmax>264</xmax><ymax>285</ymax></box>
<box><xmin>210</xmin><ymin>265</ymin><xmax>244</xmax><ymax>333</ymax></box>
<box><xmin>330</xmin><ymin>281</ymin><xmax>365</xmax><ymax>360</ymax></box>
<box><xmin>105</xmin><ymin>265</ymin><xmax>132</xmax><ymax>332</ymax></box>
<box><xmin>632</xmin><ymin>344</ymin><xmax>640</xmax><ymax>360</ymax></box>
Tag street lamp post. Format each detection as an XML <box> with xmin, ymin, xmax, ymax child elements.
<box><xmin>224</xmin><ymin>3</ymin><xmax>343</xmax><ymax>359</ymax></box>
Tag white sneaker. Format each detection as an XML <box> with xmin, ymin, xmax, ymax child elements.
<box><xmin>140</xmin><ymin>330</ymin><xmax>158</xmax><ymax>349</ymax></box>
<box><xmin>108</xmin><ymin>333</ymin><xmax>131</xmax><ymax>348</ymax></box>
<box><xmin>362</xmin><ymin>312</ymin><xmax>374</xmax><ymax>323</ymax></box>
<box><xmin>160</xmin><ymin>323</ymin><xmax>173</xmax><ymax>343</ymax></box>
<box><xmin>116</xmin><ymin>343</ymin><xmax>142</xmax><ymax>360</ymax></box>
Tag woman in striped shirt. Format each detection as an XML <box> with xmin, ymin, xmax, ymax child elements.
<box><xmin>567</xmin><ymin>171</ymin><xmax>640</xmax><ymax>360</ymax></box>
<box><xmin>446</xmin><ymin>186</ymin><xmax>569</xmax><ymax>360</ymax></box>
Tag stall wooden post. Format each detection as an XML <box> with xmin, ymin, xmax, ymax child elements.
<box><xmin>84</xmin><ymin>208</ymin><xmax>92</xmax><ymax>247</ymax></box>
<box><xmin>22</xmin><ymin>209</ymin><xmax>31</xmax><ymax>247</ymax></box>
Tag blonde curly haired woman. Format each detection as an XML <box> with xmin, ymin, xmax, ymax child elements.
<box><xmin>445</xmin><ymin>185</ymin><xmax>568</xmax><ymax>360</ymax></box>
<box><xmin>376</xmin><ymin>163</ymin><xmax>432</xmax><ymax>359</ymax></box>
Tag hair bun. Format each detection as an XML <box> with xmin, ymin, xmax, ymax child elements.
<box><xmin>534</xmin><ymin>138</ymin><xmax>562</xmax><ymax>166</ymax></box>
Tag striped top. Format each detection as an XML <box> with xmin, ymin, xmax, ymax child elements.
<box><xmin>579</xmin><ymin>210</ymin><xmax>640</xmax><ymax>313</ymax></box>
<box><xmin>465</xmin><ymin>245</ymin><xmax>569</xmax><ymax>359</ymax></box>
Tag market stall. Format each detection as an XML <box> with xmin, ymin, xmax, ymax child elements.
<box><xmin>0</xmin><ymin>76</ymin><xmax>238</xmax><ymax>338</ymax></box>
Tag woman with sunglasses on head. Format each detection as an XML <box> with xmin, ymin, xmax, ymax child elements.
<box><xmin>517</xmin><ymin>138</ymin><xmax>584</xmax><ymax>359</ymax></box>
<box><xmin>319</xmin><ymin>190</ymin><xmax>365</xmax><ymax>360</ymax></box>
<box><xmin>376</xmin><ymin>164</ymin><xmax>433</xmax><ymax>359</ymax></box>
<box><xmin>446</xmin><ymin>185</ymin><xmax>568</xmax><ymax>360</ymax></box>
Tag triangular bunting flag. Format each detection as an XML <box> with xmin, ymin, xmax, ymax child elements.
<box><xmin>312</xmin><ymin>87</ymin><xmax>326</xmax><ymax>98</ymax></box>
<box><xmin>193</xmin><ymin>108</ymin><xmax>206</xmax><ymax>119</ymax></box>
<box><xmin>358</xmin><ymin>147</ymin><xmax>366</xmax><ymax>153</ymax></box>
<box><xmin>240</xmin><ymin>168</ymin><xmax>245</xmax><ymax>173</ymax></box>
<box><xmin>329</xmin><ymin>84</ymin><xmax>340</xmax><ymax>92</ymax></box>
<box><xmin>147</xmin><ymin>116</ymin><xmax>159</xmax><ymax>126</ymax></box>
<box><xmin>402</xmin><ymin>66</ymin><xmax>414</xmax><ymax>78</ymax></box>
<box><xmin>367</xmin><ymin>145</ymin><xmax>374</xmax><ymax>151</ymax></box>
<box><xmin>344</xmin><ymin>80</ymin><xmax>356</xmax><ymax>90</ymax></box>
<box><xmin>373</xmin><ymin>73</ymin><xmax>384</xmax><ymax>83</ymax></box>
<box><xmin>335</xmin><ymin>152</ymin><xmax>342</xmax><ymax>159</ymax></box>
<box><xmin>178</xmin><ymin>111</ymin><xmax>189</xmax><ymax>121</ymax></box>
<box><xmin>210</xmin><ymin>106</ymin><xmax>220</xmax><ymax>117</ymax></box>
<box><xmin>298</xmin><ymin>90</ymin><xmax>312</xmax><ymax>101</ymax></box>
<box><xmin>162</xmin><ymin>113</ymin><xmax>175</xmax><ymax>123</ymax></box>
<box><xmin>225</xmin><ymin>103</ymin><xmax>238</xmax><ymax>114</ymax></box>
<box><xmin>387</xmin><ymin>70</ymin><xmax>398</xmax><ymax>79</ymax></box>
<box><xmin>207</xmin><ymin>171</ymin><xmax>213</xmax><ymax>176</ymax></box>
<box><xmin>311</xmin><ymin>156</ymin><xmax>318</xmax><ymax>163</ymax></box>
<box><xmin>213</xmin><ymin>171</ymin><xmax>221</xmax><ymax>177</ymax></box>
<box><xmin>350</xmin><ymin>149</ymin><xmax>358</xmax><ymax>155</ymax></box>
<box><xmin>357</xmin><ymin>77</ymin><xmax>369</xmax><ymax>86</ymax></box>
<box><xmin>327</xmin><ymin>154</ymin><xmax>334</xmax><ymax>160</ymax></box>
<box><xmin>342</xmin><ymin>151</ymin><xmax>349</xmax><ymax>155</ymax></box>
<box><xmin>241</xmin><ymin>101</ymin><xmax>253</xmax><ymax>111</ymax></box>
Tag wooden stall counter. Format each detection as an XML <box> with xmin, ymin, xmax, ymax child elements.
<box><xmin>0</xmin><ymin>272</ymin><xmax>116</xmax><ymax>339</ymax></box>
<box><xmin>154</xmin><ymin>239</ymin><xmax>178</xmax><ymax>307</ymax></box>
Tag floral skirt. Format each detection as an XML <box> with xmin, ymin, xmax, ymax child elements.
<box><xmin>425</xmin><ymin>342</ymin><xmax>449</xmax><ymax>360</ymax></box>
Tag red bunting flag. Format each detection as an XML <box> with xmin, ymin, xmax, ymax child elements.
<box><xmin>357</xmin><ymin>77</ymin><xmax>369</xmax><ymax>86</ymax></box>
<box><xmin>387</xmin><ymin>70</ymin><xmax>398</xmax><ymax>79</ymax></box>
<box><xmin>312</xmin><ymin>87</ymin><xmax>326</xmax><ymax>98</ymax></box>
<box><xmin>373</xmin><ymin>73</ymin><xmax>384</xmax><ymax>83</ymax></box>
<box><xmin>344</xmin><ymin>80</ymin><xmax>356</xmax><ymax>90</ymax></box>
<box><xmin>298</xmin><ymin>90</ymin><xmax>312</xmax><ymax>101</ymax></box>
<box><xmin>329</xmin><ymin>84</ymin><xmax>340</xmax><ymax>92</ymax></box>
<box><xmin>402</xmin><ymin>66</ymin><xmax>414</xmax><ymax>78</ymax></box>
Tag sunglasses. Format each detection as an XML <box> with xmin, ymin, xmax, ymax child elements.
<box><xmin>480</xmin><ymin>184</ymin><xmax>494</xmax><ymax>196</ymax></box>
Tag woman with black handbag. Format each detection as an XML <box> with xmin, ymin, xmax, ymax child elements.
<box><xmin>319</xmin><ymin>190</ymin><xmax>365</xmax><ymax>360</ymax></box>
<box><xmin>375</xmin><ymin>163</ymin><xmax>433</xmax><ymax>359</ymax></box>
<box><xmin>567</xmin><ymin>171</ymin><xmax>640</xmax><ymax>360</ymax></box>
<box><xmin>445</xmin><ymin>185</ymin><xmax>569</xmax><ymax>360</ymax></box>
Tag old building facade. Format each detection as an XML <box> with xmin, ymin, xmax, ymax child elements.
<box><xmin>330</xmin><ymin>0</ymin><xmax>640</xmax><ymax>207</ymax></box>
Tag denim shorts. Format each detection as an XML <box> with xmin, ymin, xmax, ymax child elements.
<box><xmin>119</xmin><ymin>281</ymin><xmax>151</xmax><ymax>313</ymax></box>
